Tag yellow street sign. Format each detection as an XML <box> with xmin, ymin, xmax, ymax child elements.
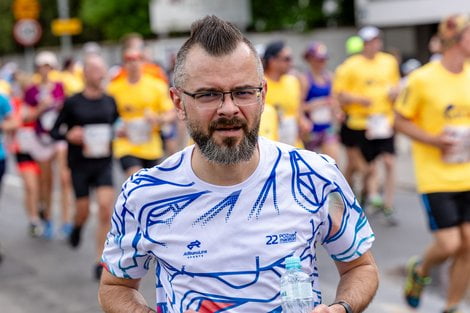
<box><xmin>13</xmin><ymin>0</ymin><xmax>40</xmax><ymax>20</ymax></box>
<box><xmin>51</xmin><ymin>18</ymin><xmax>82</xmax><ymax>36</ymax></box>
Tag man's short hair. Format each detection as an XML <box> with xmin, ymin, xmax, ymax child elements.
<box><xmin>173</xmin><ymin>15</ymin><xmax>262</xmax><ymax>87</ymax></box>
<box><xmin>438</xmin><ymin>13</ymin><xmax>470</xmax><ymax>50</ymax></box>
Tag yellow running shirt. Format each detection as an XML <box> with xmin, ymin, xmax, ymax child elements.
<box><xmin>259</xmin><ymin>104</ymin><xmax>279</xmax><ymax>141</ymax></box>
<box><xmin>395</xmin><ymin>61</ymin><xmax>470</xmax><ymax>193</ymax></box>
<box><xmin>265</xmin><ymin>74</ymin><xmax>302</xmax><ymax>147</ymax></box>
<box><xmin>107</xmin><ymin>74</ymin><xmax>173</xmax><ymax>160</ymax></box>
<box><xmin>333</xmin><ymin>52</ymin><xmax>400</xmax><ymax>130</ymax></box>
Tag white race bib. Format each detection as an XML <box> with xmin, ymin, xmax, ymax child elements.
<box><xmin>366</xmin><ymin>114</ymin><xmax>393</xmax><ymax>140</ymax></box>
<box><xmin>279</xmin><ymin>117</ymin><xmax>298</xmax><ymax>146</ymax></box>
<box><xmin>40</xmin><ymin>110</ymin><xmax>58</xmax><ymax>132</ymax></box>
<box><xmin>442</xmin><ymin>125</ymin><xmax>470</xmax><ymax>164</ymax></box>
<box><xmin>83</xmin><ymin>124</ymin><xmax>113</xmax><ymax>158</ymax></box>
<box><xmin>126</xmin><ymin>118</ymin><xmax>151</xmax><ymax>144</ymax></box>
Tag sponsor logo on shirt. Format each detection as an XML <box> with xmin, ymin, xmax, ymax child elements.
<box><xmin>265</xmin><ymin>231</ymin><xmax>297</xmax><ymax>245</ymax></box>
<box><xmin>183</xmin><ymin>240</ymin><xmax>207</xmax><ymax>259</ymax></box>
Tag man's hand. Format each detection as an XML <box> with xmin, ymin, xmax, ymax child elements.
<box><xmin>66</xmin><ymin>126</ymin><xmax>84</xmax><ymax>145</ymax></box>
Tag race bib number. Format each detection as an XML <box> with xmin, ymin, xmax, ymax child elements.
<box><xmin>40</xmin><ymin>110</ymin><xmax>58</xmax><ymax>132</ymax></box>
<box><xmin>366</xmin><ymin>114</ymin><xmax>393</xmax><ymax>140</ymax></box>
<box><xmin>311</xmin><ymin>104</ymin><xmax>332</xmax><ymax>124</ymax></box>
<box><xmin>16</xmin><ymin>128</ymin><xmax>55</xmax><ymax>161</ymax></box>
<box><xmin>83</xmin><ymin>124</ymin><xmax>112</xmax><ymax>158</ymax></box>
<box><xmin>126</xmin><ymin>118</ymin><xmax>151</xmax><ymax>144</ymax></box>
<box><xmin>442</xmin><ymin>125</ymin><xmax>470</xmax><ymax>164</ymax></box>
<box><xmin>279</xmin><ymin>117</ymin><xmax>298</xmax><ymax>146</ymax></box>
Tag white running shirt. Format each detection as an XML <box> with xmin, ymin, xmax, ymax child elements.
<box><xmin>102</xmin><ymin>137</ymin><xmax>374</xmax><ymax>313</ymax></box>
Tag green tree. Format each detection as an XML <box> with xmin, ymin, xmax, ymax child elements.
<box><xmin>79</xmin><ymin>0</ymin><xmax>153</xmax><ymax>41</ymax></box>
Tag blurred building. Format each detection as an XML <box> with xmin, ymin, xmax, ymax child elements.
<box><xmin>355</xmin><ymin>0</ymin><xmax>470</xmax><ymax>61</ymax></box>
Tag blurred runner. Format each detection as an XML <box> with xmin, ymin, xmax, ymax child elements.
<box><xmin>0</xmin><ymin>92</ymin><xmax>14</xmax><ymax>264</ymax></box>
<box><xmin>333</xmin><ymin>35</ymin><xmax>365</xmax><ymax>193</ymax></box>
<box><xmin>23</xmin><ymin>51</ymin><xmax>73</xmax><ymax>239</ymax></box>
<box><xmin>50</xmin><ymin>54</ymin><xmax>118</xmax><ymax>280</ymax></box>
<box><xmin>395</xmin><ymin>14</ymin><xmax>470</xmax><ymax>313</ymax></box>
<box><xmin>60</xmin><ymin>57</ymin><xmax>84</xmax><ymax>96</ymax></box>
<box><xmin>107</xmin><ymin>47</ymin><xmax>175</xmax><ymax>177</ymax></box>
<box><xmin>333</xmin><ymin>26</ymin><xmax>400</xmax><ymax>225</ymax></box>
<box><xmin>299</xmin><ymin>41</ymin><xmax>340</xmax><ymax>161</ymax></box>
<box><xmin>263</xmin><ymin>41</ymin><xmax>308</xmax><ymax>147</ymax></box>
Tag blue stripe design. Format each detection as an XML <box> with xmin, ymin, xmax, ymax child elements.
<box><xmin>193</xmin><ymin>190</ymin><xmax>241</xmax><ymax>226</ymax></box>
<box><xmin>249</xmin><ymin>147</ymin><xmax>282</xmax><ymax>219</ymax></box>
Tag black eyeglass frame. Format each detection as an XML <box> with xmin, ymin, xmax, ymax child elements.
<box><xmin>178</xmin><ymin>86</ymin><xmax>263</xmax><ymax>108</ymax></box>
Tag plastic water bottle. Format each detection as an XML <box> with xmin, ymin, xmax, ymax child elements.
<box><xmin>280</xmin><ymin>256</ymin><xmax>314</xmax><ymax>313</ymax></box>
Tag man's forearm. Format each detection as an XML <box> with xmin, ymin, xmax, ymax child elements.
<box><xmin>98</xmin><ymin>284</ymin><xmax>155</xmax><ymax>313</ymax></box>
<box><xmin>334</xmin><ymin>262</ymin><xmax>379</xmax><ymax>313</ymax></box>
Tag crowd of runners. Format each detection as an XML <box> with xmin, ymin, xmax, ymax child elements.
<box><xmin>1</xmin><ymin>13</ymin><xmax>470</xmax><ymax>313</ymax></box>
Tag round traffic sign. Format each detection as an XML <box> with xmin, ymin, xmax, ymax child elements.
<box><xmin>13</xmin><ymin>19</ymin><xmax>42</xmax><ymax>46</ymax></box>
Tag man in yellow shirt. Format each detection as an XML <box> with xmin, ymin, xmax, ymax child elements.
<box><xmin>333</xmin><ymin>26</ymin><xmax>400</xmax><ymax>225</ymax></box>
<box><xmin>395</xmin><ymin>14</ymin><xmax>470</xmax><ymax>313</ymax></box>
<box><xmin>108</xmin><ymin>48</ymin><xmax>175</xmax><ymax>177</ymax></box>
<box><xmin>263</xmin><ymin>41</ymin><xmax>308</xmax><ymax>147</ymax></box>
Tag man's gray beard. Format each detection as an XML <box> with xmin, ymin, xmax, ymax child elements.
<box><xmin>187</xmin><ymin>117</ymin><xmax>259</xmax><ymax>165</ymax></box>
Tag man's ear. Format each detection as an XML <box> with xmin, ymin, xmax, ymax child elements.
<box><xmin>170</xmin><ymin>87</ymin><xmax>187</xmax><ymax>120</ymax></box>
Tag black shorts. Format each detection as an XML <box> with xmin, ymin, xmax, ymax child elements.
<box><xmin>119</xmin><ymin>155</ymin><xmax>160</xmax><ymax>172</ymax></box>
<box><xmin>0</xmin><ymin>158</ymin><xmax>5</xmax><ymax>188</ymax></box>
<box><xmin>421</xmin><ymin>191</ymin><xmax>470</xmax><ymax>231</ymax></box>
<box><xmin>359</xmin><ymin>136</ymin><xmax>395</xmax><ymax>163</ymax></box>
<box><xmin>339</xmin><ymin>123</ymin><xmax>365</xmax><ymax>148</ymax></box>
<box><xmin>71</xmin><ymin>160</ymin><xmax>113</xmax><ymax>198</ymax></box>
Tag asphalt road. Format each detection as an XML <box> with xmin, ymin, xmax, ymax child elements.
<box><xmin>0</xmin><ymin>148</ymin><xmax>469</xmax><ymax>313</ymax></box>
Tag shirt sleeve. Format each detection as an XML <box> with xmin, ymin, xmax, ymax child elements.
<box><xmin>0</xmin><ymin>94</ymin><xmax>12</xmax><ymax>117</ymax></box>
<box><xmin>101</xmin><ymin>175</ymin><xmax>153</xmax><ymax>279</ymax></box>
<box><xmin>317</xmin><ymin>156</ymin><xmax>375</xmax><ymax>262</ymax></box>
<box><xmin>395</xmin><ymin>73</ymin><xmax>421</xmax><ymax>119</ymax></box>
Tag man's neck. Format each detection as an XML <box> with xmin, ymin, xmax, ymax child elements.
<box><xmin>191</xmin><ymin>144</ymin><xmax>260</xmax><ymax>186</ymax></box>
<box><xmin>362</xmin><ymin>50</ymin><xmax>377</xmax><ymax>60</ymax></box>
<box><xmin>83</xmin><ymin>86</ymin><xmax>103</xmax><ymax>99</ymax></box>
<box><xmin>441</xmin><ymin>49</ymin><xmax>465</xmax><ymax>74</ymax></box>
<box><xmin>127</xmin><ymin>72</ymin><xmax>141</xmax><ymax>84</ymax></box>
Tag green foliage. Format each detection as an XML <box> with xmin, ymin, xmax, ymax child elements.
<box><xmin>251</xmin><ymin>0</ymin><xmax>326</xmax><ymax>32</ymax></box>
<box><xmin>79</xmin><ymin>0</ymin><xmax>153</xmax><ymax>41</ymax></box>
<box><xmin>0</xmin><ymin>1</ymin><xmax>15</xmax><ymax>55</ymax></box>
<box><xmin>0</xmin><ymin>0</ymin><xmax>354</xmax><ymax>55</ymax></box>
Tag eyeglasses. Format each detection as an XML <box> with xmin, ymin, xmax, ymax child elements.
<box><xmin>180</xmin><ymin>87</ymin><xmax>263</xmax><ymax>110</ymax></box>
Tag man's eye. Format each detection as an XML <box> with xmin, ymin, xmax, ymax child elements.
<box><xmin>234</xmin><ymin>90</ymin><xmax>255</xmax><ymax>97</ymax></box>
<box><xmin>195</xmin><ymin>92</ymin><xmax>221</xmax><ymax>100</ymax></box>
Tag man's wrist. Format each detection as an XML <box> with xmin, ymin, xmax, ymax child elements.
<box><xmin>329</xmin><ymin>300</ymin><xmax>353</xmax><ymax>313</ymax></box>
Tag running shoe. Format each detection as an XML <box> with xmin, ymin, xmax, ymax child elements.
<box><xmin>382</xmin><ymin>207</ymin><xmax>399</xmax><ymax>226</ymax></box>
<box><xmin>42</xmin><ymin>220</ymin><xmax>54</xmax><ymax>240</ymax></box>
<box><xmin>29</xmin><ymin>223</ymin><xmax>43</xmax><ymax>238</ymax></box>
<box><xmin>404</xmin><ymin>256</ymin><xmax>431</xmax><ymax>308</ymax></box>
<box><xmin>69</xmin><ymin>225</ymin><xmax>82</xmax><ymax>248</ymax></box>
<box><xmin>60</xmin><ymin>223</ymin><xmax>73</xmax><ymax>238</ymax></box>
<box><xmin>364</xmin><ymin>194</ymin><xmax>384</xmax><ymax>215</ymax></box>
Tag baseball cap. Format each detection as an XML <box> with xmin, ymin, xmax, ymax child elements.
<box><xmin>303</xmin><ymin>41</ymin><xmax>328</xmax><ymax>60</ymax></box>
<box><xmin>358</xmin><ymin>26</ymin><xmax>380</xmax><ymax>42</ymax></box>
<box><xmin>35</xmin><ymin>51</ymin><xmax>58</xmax><ymax>68</ymax></box>
<box><xmin>438</xmin><ymin>13</ymin><xmax>470</xmax><ymax>48</ymax></box>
